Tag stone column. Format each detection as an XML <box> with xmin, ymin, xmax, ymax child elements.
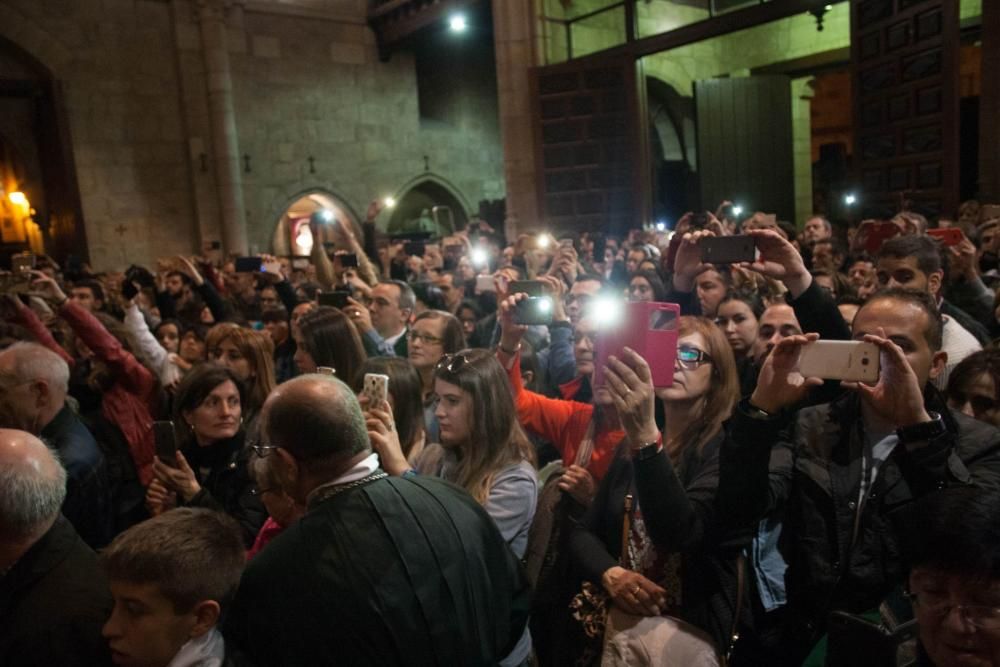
<box><xmin>980</xmin><ymin>0</ymin><xmax>999</xmax><ymax>200</ymax></box>
<box><xmin>196</xmin><ymin>0</ymin><xmax>248</xmax><ymax>255</ymax></box>
<box><xmin>791</xmin><ymin>77</ymin><xmax>816</xmax><ymax>226</ymax></box>
<box><xmin>492</xmin><ymin>0</ymin><xmax>541</xmax><ymax>238</ymax></box>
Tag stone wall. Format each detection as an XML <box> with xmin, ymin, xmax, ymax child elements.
<box><xmin>0</xmin><ymin>0</ymin><xmax>504</xmax><ymax>269</ymax></box>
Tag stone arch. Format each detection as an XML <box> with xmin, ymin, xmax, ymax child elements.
<box><xmin>270</xmin><ymin>189</ymin><xmax>361</xmax><ymax>256</ymax></box>
<box><xmin>646</xmin><ymin>76</ymin><xmax>698</xmax><ymax>224</ymax></box>
<box><xmin>0</xmin><ymin>8</ymin><xmax>74</xmax><ymax>78</ymax></box>
<box><xmin>384</xmin><ymin>173</ymin><xmax>473</xmax><ymax>236</ymax></box>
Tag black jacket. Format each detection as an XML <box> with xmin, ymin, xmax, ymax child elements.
<box><xmin>0</xmin><ymin>517</ymin><xmax>113</xmax><ymax>667</ymax></box>
<box><xmin>569</xmin><ymin>432</ymin><xmax>747</xmax><ymax>651</ymax></box>
<box><xmin>717</xmin><ymin>390</ymin><xmax>1000</xmax><ymax>663</ymax></box>
<box><xmin>182</xmin><ymin>432</ymin><xmax>267</xmax><ymax>548</ymax></box>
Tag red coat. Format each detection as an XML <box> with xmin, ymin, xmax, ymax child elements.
<box><xmin>59</xmin><ymin>303</ymin><xmax>158</xmax><ymax>485</ymax></box>
<box><xmin>504</xmin><ymin>352</ymin><xmax>624</xmax><ymax>483</ymax></box>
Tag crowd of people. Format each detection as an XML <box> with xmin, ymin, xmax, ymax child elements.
<box><xmin>2</xmin><ymin>198</ymin><xmax>1000</xmax><ymax>667</ymax></box>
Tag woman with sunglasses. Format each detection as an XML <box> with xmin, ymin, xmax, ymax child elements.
<box><xmin>368</xmin><ymin>347</ymin><xmax>538</xmax><ymax>666</ymax></box>
<box><xmin>147</xmin><ymin>364</ymin><xmax>267</xmax><ymax>547</ymax></box>
<box><xmin>567</xmin><ymin>316</ymin><xmax>743</xmax><ymax>660</ymax></box>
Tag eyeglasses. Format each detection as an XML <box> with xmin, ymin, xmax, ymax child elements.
<box><xmin>906</xmin><ymin>590</ymin><xmax>1000</xmax><ymax>629</ymax></box>
<box><xmin>250</xmin><ymin>442</ymin><xmax>280</xmax><ymax>458</ymax></box>
<box><xmin>249</xmin><ymin>486</ymin><xmax>276</xmax><ymax>496</ymax></box>
<box><xmin>677</xmin><ymin>345</ymin><xmax>712</xmax><ymax>370</ymax></box>
<box><xmin>564</xmin><ymin>294</ymin><xmax>593</xmax><ymax>306</ymax></box>
<box><xmin>407</xmin><ymin>330</ymin><xmax>445</xmax><ymax>346</ymax></box>
<box><xmin>436</xmin><ymin>352</ymin><xmax>472</xmax><ymax>374</ymax></box>
<box><xmin>573</xmin><ymin>331</ymin><xmax>600</xmax><ymax>345</ymax></box>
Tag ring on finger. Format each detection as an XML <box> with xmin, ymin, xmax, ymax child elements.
<box><xmin>632</xmin><ymin>585</ymin><xmax>641</xmax><ymax>596</ymax></box>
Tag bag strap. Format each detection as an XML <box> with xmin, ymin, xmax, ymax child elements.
<box><xmin>723</xmin><ymin>552</ymin><xmax>747</xmax><ymax>666</ymax></box>
<box><xmin>575</xmin><ymin>419</ymin><xmax>598</xmax><ymax>468</ymax></box>
<box><xmin>619</xmin><ymin>494</ymin><xmax>633</xmax><ymax>567</ymax></box>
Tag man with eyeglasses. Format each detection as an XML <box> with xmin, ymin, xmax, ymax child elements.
<box><xmin>717</xmin><ymin>289</ymin><xmax>1000</xmax><ymax>665</ymax></box>
<box><xmin>346</xmin><ymin>280</ymin><xmax>414</xmax><ymax>358</ymax></box>
<box><xmin>225</xmin><ymin>374</ymin><xmax>531</xmax><ymax>665</ymax></box>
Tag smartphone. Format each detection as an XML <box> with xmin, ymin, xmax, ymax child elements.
<box><xmin>318</xmin><ymin>290</ymin><xmax>351</xmax><ymax>310</ymax></box>
<box><xmin>927</xmin><ymin>228</ymin><xmax>964</xmax><ymax>246</ymax></box>
<box><xmin>210</xmin><ymin>240</ymin><xmax>222</xmax><ymax>250</ymax></box>
<box><xmin>153</xmin><ymin>421</ymin><xmax>178</xmax><ymax>468</ymax></box>
<box><xmin>121</xmin><ymin>280</ymin><xmax>139</xmax><ymax>301</ymax></box>
<box><xmin>337</xmin><ymin>253</ymin><xmax>359</xmax><ymax>268</ymax></box>
<box><xmin>593</xmin><ymin>301</ymin><xmax>681</xmax><ymax>389</ymax></box>
<box><xmin>858</xmin><ymin>221</ymin><xmax>902</xmax><ymax>254</ymax></box>
<box><xmin>291</xmin><ymin>257</ymin><xmax>310</xmax><ymax>270</ymax></box>
<box><xmin>700</xmin><ymin>235</ymin><xmax>756</xmax><ymax>264</ymax></box>
<box><xmin>234</xmin><ymin>256</ymin><xmax>263</xmax><ymax>273</ymax></box>
<box><xmin>11</xmin><ymin>252</ymin><xmax>35</xmax><ymax>274</ymax></box>
<box><xmin>475</xmin><ymin>275</ymin><xmax>496</xmax><ymax>293</ymax></box>
<box><xmin>404</xmin><ymin>241</ymin><xmax>426</xmax><ymax>257</ymax></box>
<box><xmin>508</xmin><ymin>280</ymin><xmax>546</xmax><ymax>297</ymax></box>
<box><xmin>317</xmin><ymin>366</ymin><xmax>336</xmax><ymax>376</ymax></box>
<box><xmin>797</xmin><ymin>340</ymin><xmax>880</xmax><ymax>382</ymax></box>
<box><xmin>362</xmin><ymin>373</ymin><xmax>390</xmax><ymax>406</ymax></box>
<box><xmin>592</xmin><ymin>235</ymin><xmax>607</xmax><ymax>264</ymax></box>
<box><xmin>514</xmin><ymin>296</ymin><xmax>554</xmax><ymax>326</ymax></box>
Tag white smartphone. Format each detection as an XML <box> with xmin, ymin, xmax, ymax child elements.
<box><xmin>362</xmin><ymin>373</ymin><xmax>389</xmax><ymax>406</ymax></box>
<box><xmin>316</xmin><ymin>366</ymin><xmax>336</xmax><ymax>376</ymax></box>
<box><xmin>797</xmin><ymin>340</ymin><xmax>880</xmax><ymax>382</ymax></box>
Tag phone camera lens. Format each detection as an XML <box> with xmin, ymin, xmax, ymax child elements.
<box><xmin>862</xmin><ymin>357</ymin><xmax>870</xmax><ymax>365</ymax></box>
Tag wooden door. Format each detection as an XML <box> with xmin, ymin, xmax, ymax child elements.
<box><xmin>694</xmin><ymin>76</ymin><xmax>795</xmax><ymax>221</ymax></box>
<box><xmin>852</xmin><ymin>0</ymin><xmax>960</xmax><ymax>219</ymax></box>
<box><xmin>531</xmin><ymin>55</ymin><xmax>647</xmax><ymax>236</ymax></box>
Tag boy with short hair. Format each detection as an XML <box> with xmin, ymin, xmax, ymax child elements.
<box><xmin>101</xmin><ymin>508</ymin><xmax>245</xmax><ymax>667</ymax></box>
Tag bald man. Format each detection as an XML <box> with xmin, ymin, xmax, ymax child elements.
<box><xmin>0</xmin><ymin>429</ymin><xmax>112</xmax><ymax>667</ymax></box>
<box><xmin>225</xmin><ymin>374</ymin><xmax>531</xmax><ymax>666</ymax></box>
<box><xmin>0</xmin><ymin>342</ymin><xmax>111</xmax><ymax>548</ymax></box>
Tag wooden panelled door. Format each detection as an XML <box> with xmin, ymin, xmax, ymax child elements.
<box><xmin>852</xmin><ymin>0</ymin><xmax>960</xmax><ymax>219</ymax></box>
<box><xmin>694</xmin><ymin>76</ymin><xmax>795</xmax><ymax>222</ymax></box>
<box><xmin>531</xmin><ymin>55</ymin><xmax>647</xmax><ymax>236</ymax></box>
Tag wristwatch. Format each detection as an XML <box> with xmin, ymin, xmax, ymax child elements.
<box><xmin>896</xmin><ymin>412</ymin><xmax>946</xmax><ymax>442</ymax></box>
<box><xmin>743</xmin><ymin>399</ymin><xmax>777</xmax><ymax>420</ymax></box>
<box><xmin>632</xmin><ymin>434</ymin><xmax>663</xmax><ymax>461</ymax></box>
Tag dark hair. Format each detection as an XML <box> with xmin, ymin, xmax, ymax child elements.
<box><xmin>266</xmin><ymin>375</ymin><xmax>369</xmax><ymax>462</ymax></box>
<box><xmin>73</xmin><ymin>279</ymin><xmax>105</xmax><ymax>303</ymax></box>
<box><xmin>165</xmin><ymin>270</ymin><xmax>193</xmax><ymax>286</ymax></box>
<box><xmin>575</xmin><ymin>273</ymin><xmax>607</xmax><ymax>288</ymax></box>
<box><xmin>296</xmin><ymin>282</ymin><xmax>321</xmax><ymax>301</ymax></box>
<box><xmin>946</xmin><ymin>349</ymin><xmax>1000</xmax><ymax>411</ymax></box>
<box><xmin>359</xmin><ymin>357</ymin><xmax>424</xmax><ymax>457</ymax></box>
<box><xmin>717</xmin><ymin>289</ymin><xmax>765</xmax><ymax>320</ymax></box>
<box><xmin>412</xmin><ymin>310</ymin><xmax>465</xmax><ymax>354</ymax></box>
<box><xmin>518</xmin><ymin>339</ymin><xmax>541</xmax><ymax>393</ymax></box>
<box><xmin>628</xmin><ymin>270</ymin><xmax>667</xmax><ymax>302</ymax></box>
<box><xmin>900</xmin><ymin>486</ymin><xmax>1000</xmax><ymax>581</ymax></box>
<box><xmin>878</xmin><ymin>234</ymin><xmax>943</xmax><ymax>276</ymax></box>
<box><xmin>859</xmin><ymin>288</ymin><xmax>943</xmax><ymax>351</ymax></box>
<box><xmin>433</xmin><ymin>348</ymin><xmax>535</xmax><ymax>503</ymax></box>
<box><xmin>101</xmin><ymin>508</ymin><xmax>245</xmax><ymax>613</ymax></box>
<box><xmin>261</xmin><ymin>307</ymin><xmax>289</xmax><ymax>324</ymax></box>
<box><xmin>154</xmin><ymin>318</ymin><xmax>183</xmax><ymax>340</ymax></box>
<box><xmin>411</xmin><ymin>282</ymin><xmax>447</xmax><ymax>312</ymax></box>
<box><xmin>457</xmin><ymin>299</ymin><xmax>482</xmax><ymax>321</ymax></box>
<box><xmin>172</xmin><ymin>364</ymin><xmax>245</xmax><ymax>448</ymax></box>
<box><xmin>297</xmin><ymin>306</ymin><xmax>367</xmax><ymax>391</ymax></box>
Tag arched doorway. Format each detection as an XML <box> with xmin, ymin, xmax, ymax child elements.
<box><xmin>385</xmin><ymin>177</ymin><xmax>470</xmax><ymax>236</ymax></box>
<box><xmin>646</xmin><ymin>77</ymin><xmax>698</xmax><ymax>226</ymax></box>
<box><xmin>271</xmin><ymin>190</ymin><xmax>360</xmax><ymax>256</ymax></box>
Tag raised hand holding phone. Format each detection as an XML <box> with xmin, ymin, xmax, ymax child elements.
<box><xmin>365</xmin><ymin>399</ymin><xmax>409</xmax><ymax>476</ymax></box>
<box><xmin>738</xmin><ymin>229</ymin><xmax>812</xmax><ymax>298</ymax></box>
<box><xmin>842</xmin><ymin>327</ymin><xmax>932</xmax><ymax>428</ymax></box>
<box><xmin>750</xmin><ymin>333</ymin><xmax>824</xmax><ymax>415</ymax></box>
<box><xmin>603</xmin><ymin>347</ymin><xmax>659</xmax><ymax>447</ymax></box>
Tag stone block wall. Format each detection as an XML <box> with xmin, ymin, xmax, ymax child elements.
<box><xmin>0</xmin><ymin>0</ymin><xmax>504</xmax><ymax>268</ymax></box>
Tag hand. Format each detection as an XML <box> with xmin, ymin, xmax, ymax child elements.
<box><xmin>28</xmin><ymin>270</ymin><xmax>68</xmax><ymax>304</ymax></box>
<box><xmin>498</xmin><ymin>293</ymin><xmax>528</xmax><ymax>353</ymax></box>
<box><xmin>603</xmin><ymin>348</ymin><xmax>660</xmax><ymax>446</ymax></box>
<box><xmin>152</xmin><ymin>451</ymin><xmax>202</xmax><ymax>503</ymax></box>
<box><xmin>365</xmin><ymin>400</ymin><xmax>410</xmax><ymax>476</ymax></box>
<box><xmin>557</xmin><ymin>464</ymin><xmax>596</xmax><ymax>505</ymax></box>
<box><xmin>343</xmin><ymin>269</ymin><xmax>371</xmax><ymax>296</ymax></box>
<box><xmin>738</xmin><ymin>229</ymin><xmax>811</xmax><ymax>298</ymax></box>
<box><xmin>671</xmin><ymin>230</ymin><xmax>716</xmax><ymax>292</ymax></box>
<box><xmin>537</xmin><ymin>275</ymin><xmax>568</xmax><ymax>322</ymax></box>
<box><xmin>947</xmin><ymin>235</ymin><xmax>978</xmax><ymax>282</ymax></box>
<box><xmin>173</xmin><ymin>256</ymin><xmax>205</xmax><ymax>286</ymax></box>
<box><xmin>344</xmin><ymin>296</ymin><xmax>373</xmax><ymax>333</ymax></box>
<box><xmin>366</xmin><ymin>199</ymin><xmax>385</xmax><ymax>222</ymax></box>
<box><xmin>750</xmin><ymin>334</ymin><xmax>824</xmax><ymax>414</ymax></box>
<box><xmin>259</xmin><ymin>254</ymin><xmax>284</xmax><ymax>283</ymax></box>
<box><xmin>843</xmin><ymin>327</ymin><xmax>932</xmax><ymax>427</ymax></box>
<box><xmin>145</xmin><ymin>478</ymin><xmax>177</xmax><ymax>517</ymax></box>
<box><xmin>602</xmin><ymin>566</ymin><xmax>667</xmax><ymax>617</ymax></box>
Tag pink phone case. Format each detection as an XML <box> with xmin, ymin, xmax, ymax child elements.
<box><xmin>593</xmin><ymin>301</ymin><xmax>680</xmax><ymax>388</ymax></box>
